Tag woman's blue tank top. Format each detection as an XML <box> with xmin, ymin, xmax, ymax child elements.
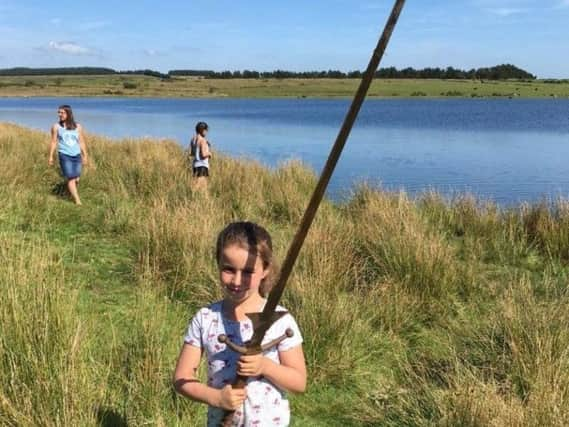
<box><xmin>57</xmin><ymin>124</ymin><xmax>81</xmax><ymax>156</ymax></box>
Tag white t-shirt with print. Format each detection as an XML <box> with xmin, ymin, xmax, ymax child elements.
<box><xmin>184</xmin><ymin>300</ymin><xmax>303</xmax><ymax>427</ymax></box>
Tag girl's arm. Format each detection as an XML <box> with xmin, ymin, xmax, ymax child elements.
<box><xmin>78</xmin><ymin>124</ymin><xmax>88</xmax><ymax>164</ymax></box>
<box><xmin>199</xmin><ymin>138</ymin><xmax>211</xmax><ymax>159</ymax></box>
<box><xmin>174</xmin><ymin>343</ymin><xmax>247</xmax><ymax>410</ymax></box>
<box><xmin>48</xmin><ymin>124</ymin><xmax>58</xmax><ymax>165</ymax></box>
<box><xmin>238</xmin><ymin>345</ymin><xmax>307</xmax><ymax>393</ymax></box>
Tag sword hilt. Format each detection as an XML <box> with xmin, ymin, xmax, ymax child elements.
<box><xmin>217</xmin><ymin>328</ymin><xmax>294</xmax><ymax>355</ymax></box>
<box><xmin>217</xmin><ymin>328</ymin><xmax>294</xmax><ymax>427</ymax></box>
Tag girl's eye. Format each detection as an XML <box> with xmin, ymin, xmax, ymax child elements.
<box><xmin>222</xmin><ymin>267</ymin><xmax>235</xmax><ymax>274</ymax></box>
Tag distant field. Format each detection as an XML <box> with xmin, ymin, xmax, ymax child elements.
<box><xmin>1</xmin><ymin>74</ymin><xmax>568</xmax><ymax>98</ymax></box>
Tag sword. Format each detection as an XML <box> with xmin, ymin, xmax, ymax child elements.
<box><xmin>218</xmin><ymin>1</ymin><xmax>406</xmax><ymax>424</ymax></box>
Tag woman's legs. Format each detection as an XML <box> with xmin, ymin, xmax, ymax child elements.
<box><xmin>67</xmin><ymin>178</ymin><xmax>81</xmax><ymax>205</ymax></box>
<box><xmin>192</xmin><ymin>167</ymin><xmax>209</xmax><ymax>191</ymax></box>
<box><xmin>59</xmin><ymin>154</ymin><xmax>82</xmax><ymax>204</ymax></box>
<box><xmin>195</xmin><ymin>176</ymin><xmax>208</xmax><ymax>191</ymax></box>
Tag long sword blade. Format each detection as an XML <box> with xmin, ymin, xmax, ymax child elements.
<box><xmin>253</xmin><ymin>0</ymin><xmax>407</xmax><ymax>343</ymax></box>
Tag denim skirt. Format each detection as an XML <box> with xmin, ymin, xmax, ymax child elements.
<box><xmin>59</xmin><ymin>152</ymin><xmax>82</xmax><ymax>179</ymax></box>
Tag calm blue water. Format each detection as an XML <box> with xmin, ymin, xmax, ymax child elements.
<box><xmin>1</xmin><ymin>97</ymin><xmax>569</xmax><ymax>204</ymax></box>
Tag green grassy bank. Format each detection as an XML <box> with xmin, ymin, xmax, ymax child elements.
<box><xmin>1</xmin><ymin>123</ymin><xmax>569</xmax><ymax>426</ymax></box>
<box><xmin>1</xmin><ymin>75</ymin><xmax>569</xmax><ymax>98</ymax></box>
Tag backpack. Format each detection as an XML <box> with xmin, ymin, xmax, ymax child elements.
<box><xmin>189</xmin><ymin>137</ymin><xmax>197</xmax><ymax>157</ymax></box>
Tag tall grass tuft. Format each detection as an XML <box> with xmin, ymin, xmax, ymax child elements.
<box><xmin>0</xmin><ymin>235</ymin><xmax>96</xmax><ymax>425</ymax></box>
<box><xmin>521</xmin><ymin>200</ymin><xmax>569</xmax><ymax>262</ymax></box>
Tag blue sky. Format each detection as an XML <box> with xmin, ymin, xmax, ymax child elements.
<box><xmin>1</xmin><ymin>0</ymin><xmax>568</xmax><ymax>78</ymax></box>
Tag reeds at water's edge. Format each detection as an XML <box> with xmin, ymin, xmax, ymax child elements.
<box><xmin>1</xmin><ymin>122</ymin><xmax>569</xmax><ymax>426</ymax></box>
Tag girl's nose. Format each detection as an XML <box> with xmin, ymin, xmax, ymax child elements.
<box><xmin>232</xmin><ymin>271</ymin><xmax>242</xmax><ymax>286</ymax></box>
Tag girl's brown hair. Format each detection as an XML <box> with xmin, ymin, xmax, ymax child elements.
<box><xmin>58</xmin><ymin>104</ymin><xmax>77</xmax><ymax>130</ymax></box>
<box><xmin>216</xmin><ymin>222</ymin><xmax>277</xmax><ymax>297</ymax></box>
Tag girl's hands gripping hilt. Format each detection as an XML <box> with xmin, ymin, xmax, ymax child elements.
<box><xmin>217</xmin><ymin>384</ymin><xmax>247</xmax><ymax>411</ymax></box>
<box><xmin>217</xmin><ymin>328</ymin><xmax>294</xmax><ymax>426</ymax></box>
<box><xmin>217</xmin><ymin>328</ymin><xmax>294</xmax><ymax>355</ymax></box>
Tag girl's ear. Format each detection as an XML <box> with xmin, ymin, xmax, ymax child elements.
<box><xmin>261</xmin><ymin>267</ymin><xmax>269</xmax><ymax>279</ymax></box>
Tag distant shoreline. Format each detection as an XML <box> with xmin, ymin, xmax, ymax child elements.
<box><xmin>1</xmin><ymin>75</ymin><xmax>568</xmax><ymax>99</ymax></box>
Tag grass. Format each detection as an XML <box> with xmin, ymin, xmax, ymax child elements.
<box><xmin>1</xmin><ymin>122</ymin><xmax>569</xmax><ymax>426</ymax></box>
<box><xmin>1</xmin><ymin>75</ymin><xmax>569</xmax><ymax>98</ymax></box>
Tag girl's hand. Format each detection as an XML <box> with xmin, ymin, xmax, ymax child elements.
<box><xmin>48</xmin><ymin>157</ymin><xmax>54</xmax><ymax>166</ymax></box>
<box><xmin>238</xmin><ymin>354</ymin><xmax>269</xmax><ymax>377</ymax></box>
<box><xmin>217</xmin><ymin>384</ymin><xmax>247</xmax><ymax>410</ymax></box>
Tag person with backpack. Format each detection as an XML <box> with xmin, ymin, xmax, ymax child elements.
<box><xmin>189</xmin><ymin>121</ymin><xmax>212</xmax><ymax>190</ymax></box>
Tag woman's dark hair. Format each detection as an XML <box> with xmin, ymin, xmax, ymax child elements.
<box><xmin>195</xmin><ymin>121</ymin><xmax>208</xmax><ymax>135</ymax></box>
<box><xmin>58</xmin><ymin>105</ymin><xmax>77</xmax><ymax>130</ymax></box>
<box><xmin>216</xmin><ymin>222</ymin><xmax>277</xmax><ymax>297</ymax></box>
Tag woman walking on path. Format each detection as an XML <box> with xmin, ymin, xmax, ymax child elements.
<box><xmin>48</xmin><ymin>105</ymin><xmax>88</xmax><ymax>205</ymax></box>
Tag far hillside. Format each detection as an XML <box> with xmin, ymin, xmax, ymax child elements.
<box><xmin>1</xmin><ymin>74</ymin><xmax>568</xmax><ymax>98</ymax></box>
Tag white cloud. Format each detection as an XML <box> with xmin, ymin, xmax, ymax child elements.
<box><xmin>360</xmin><ymin>3</ymin><xmax>387</xmax><ymax>11</ymax></box>
<box><xmin>142</xmin><ymin>48</ymin><xmax>173</xmax><ymax>57</ymax></box>
<box><xmin>47</xmin><ymin>18</ymin><xmax>109</xmax><ymax>30</ymax></box>
<box><xmin>81</xmin><ymin>20</ymin><xmax>110</xmax><ymax>31</ymax></box>
<box><xmin>486</xmin><ymin>7</ymin><xmax>528</xmax><ymax>16</ymax></box>
<box><xmin>47</xmin><ymin>41</ymin><xmax>92</xmax><ymax>55</ymax></box>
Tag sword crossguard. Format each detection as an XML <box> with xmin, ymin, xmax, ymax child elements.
<box><xmin>218</xmin><ymin>328</ymin><xmax>294</xmax><ymax>355</ymax></box>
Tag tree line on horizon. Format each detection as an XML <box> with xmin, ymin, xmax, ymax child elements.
<box><xmin>0</xmin><ymin>67</ymin><xmax>169</xmax><ymax>79</ymax></box>
<box><xmin>170</xmin><ymin>64</ymin><xmax>536</xmax><ymax>80</ymax></box>
<box><xmin>0</xmin><ymin>64</ymin><xmax>536</xmax><ymax>80</ymax></box>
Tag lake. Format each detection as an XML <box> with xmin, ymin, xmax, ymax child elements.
<box><xmin>1</xmin><ymin>97</ymin><xmax>569</xmax><ymax>204</ymax></box>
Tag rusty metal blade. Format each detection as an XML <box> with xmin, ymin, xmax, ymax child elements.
<box><xmin>220</xmin><ymin>1</ymin><xmax>407</xmax><ymax>424</ymax></box>
<box><xmin>252</xmin><ymin>0</ymin><xmax>407</xmax><ymax>345</ymax></box>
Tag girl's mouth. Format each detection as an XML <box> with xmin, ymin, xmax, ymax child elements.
<box><xmin>225</xmin><ymin>284</ymin><xmax>249</xmax><ymax>296</ymax></box>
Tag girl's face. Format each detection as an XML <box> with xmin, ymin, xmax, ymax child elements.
<box><xmin>219</xmin><ymin>244</ymin><xmax>267</xmax><ymax>304</ymax></box>
<box><xmin>58</xmin><ymin>109</ymin><xmax>67</xmax><ymax>121</ymax></box>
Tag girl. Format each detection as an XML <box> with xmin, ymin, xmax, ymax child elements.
<box><xmin>190</xmin><ymin>121</ymin><xmax>212</xmax><ymax>190</ymax></box>
<box><xmin>48</xmin><ymin>105</ymin><xmax>88</xmax><ymax>205</ymax></box>
<box><xmin>174</xmin><ymin>222</ymin><xmax>306</xmax><ymax>426</ymax></box>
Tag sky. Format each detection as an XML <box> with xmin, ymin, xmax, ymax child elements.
<box><xmin>1</xmin><ymin>0</ymin><xmax>568</xmax><ymax>78</ymax></box>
